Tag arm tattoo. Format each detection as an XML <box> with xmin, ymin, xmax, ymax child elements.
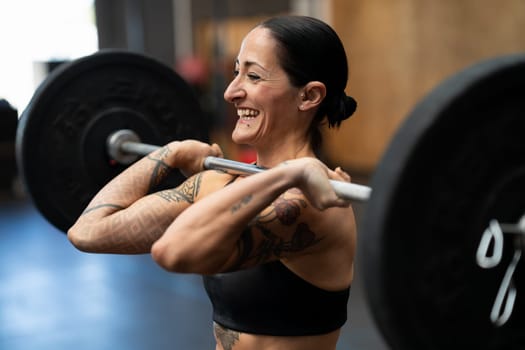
<box><xmin>147</xmin><ymin>147</ymin><xmax>173</xmax><ymax>191</ymax></box>
<box><xmin>244</xmin><ymin>223</ymin><xmax>321</xmax><ymax>265</ymax></box>
<box><xmin>155</xmin><ymin>173</ymin><xmax>202</xmax><ymax>203</ymax></box>
<box><xmin>257</xmin><ymin>196</ymin><xmax>306</xmax><ymax>225</ymax></box>
<box><xmin>231</xmin><ymin>195</ymin><xmax>322</xmax><ymax>269</ymax></box>
<box><xmin>156</xmin><ymin>189</ymin><xmax>192</xmax><ymax>203</ymax></box>
<box><xmin>231</xmin><ymin>194</ymin><xmax>252</xmax><ymax>213</ymax></box>
<box><xmin>214</xmin><ymin>322</ymin><xmax>240</xmax><ymax>350</ymax></box>
<box><xmin>81</xmin><ymin>203</ymin><xmax>124</xmax><ymax>215</ymax></box>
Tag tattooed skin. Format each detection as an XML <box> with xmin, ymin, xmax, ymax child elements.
<box><xmin>257</xmin><ymin>196</ymin><xmax>306</xmax><ymax>225</ymax></box>
<box><xmin>81</xmin><ymin>203</ymin><xmax>124</xmax><ymax>215</ymax></box>
<box><xmin>214</xmin><ymin>322</ymin><xmax>240</xmax><ymax>350</ymax></box>
<box><xmin>155</xmin><ymin>173</ymin><xmax>202</xmax><ymax>203</ymax></box>
<box><xmin>231</xmin><ymin>194</ymin><xmax>322</xmax><ymax>269</ymax></box>
<box><xmin>237</xmin><ymin>222</ymin><xmax>322</xmax><ymax>266</ymax></box>
<box><xmin>146</xmin><ymin>147</ymin><xmax>173</xmax><ymax>191</ymax></box>
<box><xmin>231</xmin><ymin>194</ymin><xmax>253</xmax><ymax>213</ymax></box>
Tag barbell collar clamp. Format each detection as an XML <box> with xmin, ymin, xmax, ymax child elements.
<box><xmin>106</xmin><ymin>129</ymin><xmax>143</xmax><ymax>165</ymax></box>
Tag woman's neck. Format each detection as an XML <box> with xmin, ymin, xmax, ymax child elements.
<box><xmin>255</xmin><ymin>142</ymin><xmax>316</xmax><ymax>169</ymax></box>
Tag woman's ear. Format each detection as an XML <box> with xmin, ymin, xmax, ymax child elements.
<box><xmin>299</xmin><ymin>81</ymin><xmax>326</xmax><ymax>111</ymax></box>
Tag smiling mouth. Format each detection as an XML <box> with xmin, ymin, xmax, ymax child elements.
<box><xmin>237</xmin><ymin>108</ymin><xmax>260</xmax><ymax>120</ymax></box>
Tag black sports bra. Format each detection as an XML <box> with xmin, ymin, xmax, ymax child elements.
<box><xmin>202</xmin><ymin>260</ymin><xmax>350</xmax><ymax>336</ymax></box>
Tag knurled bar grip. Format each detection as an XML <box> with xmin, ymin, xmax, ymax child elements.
<box><xmin>108</xmin><ymin>129</ymin><xmax>372</xmax><ymax>202</ymax></box>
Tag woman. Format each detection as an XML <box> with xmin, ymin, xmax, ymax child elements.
<box><xmin>68</xmin><ymin>15</ymin><xmax>358</xmax><ymax>350</ymax></box>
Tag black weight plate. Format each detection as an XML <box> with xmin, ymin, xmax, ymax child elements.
<box><xmin>361</xmin><ymin>53</ymin><xmax>525</xmax><ymax>350</ymax></box>
<box><xmin>17</xmin><ymin>50</ymin><xmax>209</xmax><ymax>233</ymax></box>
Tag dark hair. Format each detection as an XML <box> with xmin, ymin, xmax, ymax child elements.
<box><xmin>259</xmin><ymin>15</ymin><xmax>357</xmax><ymax>150</ymax></box>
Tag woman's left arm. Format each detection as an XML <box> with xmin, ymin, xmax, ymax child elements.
<box><xmin>151</xmin><ymin>157</ymin><xmax>350</xmax><ymax>274</ymax></box>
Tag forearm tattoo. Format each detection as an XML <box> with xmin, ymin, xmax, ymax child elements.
<box><xmin>231</xmin><ymin>195</ymin><xmax>322</xmax><ymax>269</ymax></box>
<box><xmin>81</xmin><ymin>147</ymin><xmax>174</xmax><ymax>216</ymax></box>
<box><xmin>146</xmin><ymin>146</ymin><xmax>173</xmax><ymax>191</ymax></box>
<box><xmin>231</xmin><ymin>194</ymin><xmax>253</xmax><ymax>213</ymax></box>
<box><xmin>86</xmin><ymin>210</ymin><xmax>172</xmax><ymax>253</ymax></box>
<box><xmin>214</xmin><ymin>322</ymin><xmax>240</xmax><ymax>350</ymax></box>
<box><xmin>155</xmin><ymin>173</ymin><xmax>202</xmax><ymax>203</ymax></box>
<box><xmin>81</xmin><ymin>203</ymin><xmax>124</xmax><ymax>216</ymax></box>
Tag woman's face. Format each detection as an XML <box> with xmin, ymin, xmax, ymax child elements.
<box><xmin>224</xmin><ymin>27</ymin><xmax>302</xmax><ymax>148</ymax></box>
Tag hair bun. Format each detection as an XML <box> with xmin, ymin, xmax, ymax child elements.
<box><xmin>326</xmin><ymin>92</ymin><xmax>357</xmax><ymax>128</ymax></box>
<box><xmin>342</xmin><ymin>94</ymin><xmax>357</xmax><ymax>119</ymax></box>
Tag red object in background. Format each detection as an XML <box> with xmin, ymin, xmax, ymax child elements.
<box><xmin>175</xmin><ymin>55</ymin><xmax>209</xmax><ymax>87</ymax></box>
<box><xmin>238</xmin><ymin>148</ymin><xmax>257</xmax><ymax>164</ymax></box>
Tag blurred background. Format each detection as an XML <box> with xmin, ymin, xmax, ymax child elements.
<box><xmin>2</xmin><ymin>0</ymin><xmax>525</xmax><ymax>174</ymax></box>
<box><xmin>0</xmin><ymin>0</ymin><xmax>524</xmax><ymax>349</ymax></box>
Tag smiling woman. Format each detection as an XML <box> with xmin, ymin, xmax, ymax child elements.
<box><xmin>226</xmin><ymin>17</ymin><xmax>357</xmax><ymax>156</ymax></box>
<box><xmin>67</xmin><ymin>15</ymin><xmax>358</xmax><ymax>350</ymax></box>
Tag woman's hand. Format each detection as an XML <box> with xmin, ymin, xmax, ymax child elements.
<box><xmin>166</xmin><ymin>140</ymin><xmax>224</xmax><ymax>177</ymax></box>
<box><xmin>281</xmin><ymin>157</ymin><xmax>352</xmax><ymax>210</ymax></box>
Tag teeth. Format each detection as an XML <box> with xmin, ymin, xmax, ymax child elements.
<box><xmin>237</xmin><ymin>109</ymin><xmax>259</xmax><ymax>118</ymax></box>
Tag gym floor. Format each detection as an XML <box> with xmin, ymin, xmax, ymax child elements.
<box><xmin>0</xmin><ymin>191</ymin><xmax>389</xmax><ymax>350</ymax></box>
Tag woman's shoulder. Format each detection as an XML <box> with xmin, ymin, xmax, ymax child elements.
<box><xmin>192</xmin><ymin>170</ymin><xmax>242</xmax><ymax>199</ymax></box>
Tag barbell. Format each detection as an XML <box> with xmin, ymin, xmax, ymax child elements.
<box><xmin>15</xmin><ymin>50</ymin><xmax>525</xmax><ymax>349</ymax></box>
<box><xmin>105</xmin><ymin>128</ymin><xmax>372</xmax><ymax>201</ymax></box>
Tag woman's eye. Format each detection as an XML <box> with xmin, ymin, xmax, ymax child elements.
<box><xmin>247</xmin><ymin>73</ymin><xmax>260</xmax><ymax>81</ymax></box>
<box><xmin>233</xmin><ymin>69</ymin><xmax>239</xmax><ymax>77</ymax></box>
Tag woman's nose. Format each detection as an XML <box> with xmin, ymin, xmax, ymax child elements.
<box><xmin>224</xmin><ymin>79</ymin><xmax>245</xmax><ymax>103</ymax></box>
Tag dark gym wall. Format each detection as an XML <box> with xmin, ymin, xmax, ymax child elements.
<box><xmin>94</xmin><ymin>0</ymin><xmax>289</xmax><ymax>70</ymax></box>
<box><xmin>95</xmin><ymin>0</ymin><xmax>175</xmax><ymax>68</ymax></box>
<box><xmin>191</xmin><ymin>0</ymin><xmax>289</xmax><ymax>20</ymax></box>
<box><xmin>0</xmin><ymin>100</ymin><xmax>18</xmax><ymax>197</ymax></box>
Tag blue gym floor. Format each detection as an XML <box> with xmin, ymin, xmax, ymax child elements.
<box><xmin>0</xmin><ymin>196</ymin><xmax>388</xmax><ymax>350</ymax></box>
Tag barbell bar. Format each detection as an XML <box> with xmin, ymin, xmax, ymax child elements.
<box><xmin>106</xmin><ymin>129</ymin><xmax>373</xmax><ymax>202</ymax></box>
<box><xmin>15</xmin><ymin>50</ymin><xmax>525</xmax><ymax>350</ymax></box>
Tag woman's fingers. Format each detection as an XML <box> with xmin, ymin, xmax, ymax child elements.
<box><xmin>333</xmin><ymin>166</ymin><xmax>351</xmax><ymax>182</ymax></box>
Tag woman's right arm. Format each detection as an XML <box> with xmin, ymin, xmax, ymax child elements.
<box><xmin>67</xmin><ymin>140</ymin><xmax>223</xmax><ymax>254</ymax></box>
